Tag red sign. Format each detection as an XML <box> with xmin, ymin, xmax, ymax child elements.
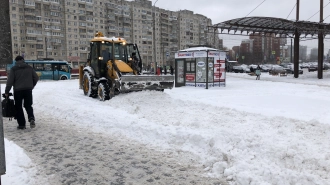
<box><xmin>216</xmin><ymin>60</ymin><xmax>225</xmax><ymax>64</ymax></box>
<box><xmin>214</xmin><ymin>73</ymin><xmax>222</xmax><ymax>78</ymax></box>
<box><xmin>68</xmin><ymin>56</ymin><xmax>80</xmax><ymax>61</ymax></box>
<box><xmin>186</xmin><ymin>74</ymin><xmax>195</xmax><ymax>81</ymax></box>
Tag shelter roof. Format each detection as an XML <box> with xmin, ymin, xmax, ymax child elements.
<box><xmin>179</xmin><ymin>47</ymin><xmax>218</xmax><ymax>52</ymax></box>
<box><xmin>209</xmin><ymin>17</ymin><xmax>330</xmax><ymax>37</ymax></box>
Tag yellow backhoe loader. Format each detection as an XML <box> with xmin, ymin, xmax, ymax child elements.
<box><xmin>79</xmin><ymin>32</ymin><xmax>174</xmax><ymax>101</ymax></box>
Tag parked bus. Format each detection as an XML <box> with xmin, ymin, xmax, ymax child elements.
<box><xmin>7</xmin><ymin>59</ymin><xmax>71</xmax><ymax>80</ymax></box>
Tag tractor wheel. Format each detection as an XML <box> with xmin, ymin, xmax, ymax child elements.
<box><xmin>83</xmin><ymin>72</ymin><xmax>97</xmax><ymax>97</ymax></box>
<box><xmin>98</xmin><ymin>82</ymin><xmax>110</xmax><ymax>101</ymax></box>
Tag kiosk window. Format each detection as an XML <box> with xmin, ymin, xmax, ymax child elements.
<box><xmin>186</xmin><ymin>59</ymin><xmax>195</xmax><ymax>72</ymax></box>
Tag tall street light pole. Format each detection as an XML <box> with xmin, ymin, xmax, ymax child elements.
<box><xmin>318</xmin><ymin>0</ymin><xmax>324</xmax><ymax>79</ymax></box>
<box><xmin>293</xmin><ymin>0</ymin><xmax>300</xmax><ymax>78</ymax></box>
<box><xmin>153</xmin><ymin>0</ymin><xmax>159</xmax><ymax>74</ymax></box>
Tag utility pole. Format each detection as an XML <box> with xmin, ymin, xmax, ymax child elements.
<box><xmin>318</xmin><ymin>0</ymin><xmax>324</xmax><ymax>79</ymax></box>
<box><xmin>293</xmin><ymin>0</ymin><xmax>300</xmax><ymax>78</ymax></box>
<box><xmin>214</xmin><ymin>28</ymin><xmax>216</xmax><ymax>48</ymax></box>
<box><xmin>290</xmin><ymin>38</ymin><xmax>292</xmax><ymax>63</ymax></box>
<box><xmin>152</xmin><ymin>0</ymin><xmax>159</xmax><ymax>74</ymax></box>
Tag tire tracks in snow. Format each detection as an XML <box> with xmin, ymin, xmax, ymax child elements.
<box><xmin>4</xmin><ymin>117</ymin><xmax>227</xmax><ymax>185</ymax></box>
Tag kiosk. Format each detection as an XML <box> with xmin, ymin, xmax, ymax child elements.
<box><xmin>174</xmin><ymin>47</ymin><xmax>226</xmax><ymax>89</ymax></box>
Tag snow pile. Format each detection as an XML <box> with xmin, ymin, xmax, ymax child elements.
<box><xmin>2</xmin><ymin>139</ymin><xmax>49</xmax><ymax>185</ymax></box>
<box><xmin>2</xmin><ymin>69</ymin><xmax>330</xmax><ymax>184</ymax></box>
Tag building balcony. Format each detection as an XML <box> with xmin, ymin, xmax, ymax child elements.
<box><xmin>122</xmin><ymin>13</ymin><xmax>130</xmax><ymax>17</ymax></box>
<box><xmin>107</xmin><ymin>15</ymin><xmax>116</xmax><ymax>21</ymax></box>
<box><xmin>106</xmin><ymin>5</ymin><xmax>115</xmax><ymax>10</ymax></box>
<box><xmin>26</xmin><ymin>39</ymin><xmax>37</xmax><ymax>43</ymax></box>
<box><xmin>161</xmin><ymin>19</ymin><xmax>169</xmax><ymax>24</ymax></box>
<box><xmin>123</xmin><ymin>23</ymin><xmax>131</xmax><ymax>27</ymax></box>
<box><xmin>25</xmin><ymin>19</ymin><xmax>37</xmax><ymax>23</ymax></box>
<box><xmin>24</xmin><ymin>11</ymin><xmax>36</xmax><ymax>16</ymax></box>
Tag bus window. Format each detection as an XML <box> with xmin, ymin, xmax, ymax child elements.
<box><xmin>60</xmin><ymin>65</ymin><xmax>69</xmax><ymax>72</ymax></box>
<box><xmin>44</xmin><ymin>64</ymin><xmax>52</xmax><ymax>71</ymax></box>
<box><xmin>34</xmin><ymin>63</ymin><xmax>44</xmax><ymax>71</ymax></box>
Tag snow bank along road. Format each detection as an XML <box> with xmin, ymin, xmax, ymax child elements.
<box><xmin>2</xmin><ymin>79</ymin><xmax>228</xmax><ymax>184</ymax></box>
<box><xmin>3</xmin><ymin>71</ymin><xmax>330</xmax><ymax>185</ymax></box>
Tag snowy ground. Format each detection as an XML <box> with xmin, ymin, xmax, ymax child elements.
<box><xmin>2</xmin><ymin>69</ymin><xmax>330</xmax><ymax>184</ymax></box>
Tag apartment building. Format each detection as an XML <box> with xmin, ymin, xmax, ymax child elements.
<box><xmin>287</xmin><ymin>45</ymin><xmax>308</xmax><ymax>62</ymax></box>
<box><xmin>9</xmin><ymin>0</ymin><xmax>219</xmax><ymax>68</ymax></box>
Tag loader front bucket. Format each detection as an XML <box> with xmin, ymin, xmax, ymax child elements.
<box><xmin>120</xmin><ymin>75</ymin><xmax>174</xmax><ymax>91</ymax></box>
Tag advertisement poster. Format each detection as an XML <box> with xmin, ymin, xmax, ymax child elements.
<box><xmin>175</xmin><ymin>52</ymin><xmax>194</xmax><ymax>59</ymax></box>
<box><xmin>208</xmin><ymin>60</ymin><xmax>213</xmax><ymax>82</ymax></box>
<box><xmin>214</xmin><ymin>61</ymin><xmax>221</xmax><ymax>82</ymax></box>
<box><xmin>186</xmin><ymin>73</ymin><xmax>195</xmax><ymax>82</ymax></box>
<box><xmin>196</xmin><ymin>58</ymin><xmax>206</xmax><ymax>83</ymax></box>
<box><xmin>177</xmin><ymin>60</ymin><xmax>184</xmax><ymax>83</ymax></box>
<box><xmin>214</xmin><ymin>52</ymin><xmax>226</xmax><ymax>84</ymax></box>
<box><xmin>220</xmin><ymin>59</ymin><xmax>225</xmax><ymax>82</ymax></box>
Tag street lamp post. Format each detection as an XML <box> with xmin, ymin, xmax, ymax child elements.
<box><xmin>153</xmin><ymin>0</ymin><xmax>159</xmax><ymax>74</ymax></box>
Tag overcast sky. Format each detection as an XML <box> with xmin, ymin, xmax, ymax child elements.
<box><xmin>148</xmin><ymin>0</ymin><xmax>330</xmax><ymax>54</ymax></box>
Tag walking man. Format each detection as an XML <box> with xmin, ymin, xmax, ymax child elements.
<box><xmin>256</xmin><ymin>65</ymin><xmax>261</xmax><ymax>80</ymax></box>
<box><xmin>5</xmin><ymin>56</ymin><xmax>39</xmax><ymax>129</ymax></box>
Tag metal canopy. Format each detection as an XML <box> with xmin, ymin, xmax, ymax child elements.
<box><xmin>210</xmin><ymin>16</ymin><xmax>330</xmax><ymax>37</ymax></box>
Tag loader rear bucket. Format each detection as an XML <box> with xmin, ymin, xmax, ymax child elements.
<box><xmin>120</xmin><ymin>75</ymin><xmax>174</xmax><ymax>91</ymax></box>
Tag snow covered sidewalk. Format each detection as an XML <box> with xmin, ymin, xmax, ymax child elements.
<box><xmin>3</xmin><ymin>117</ymin><xmax>226</xmax><ymax>184</ymax></box>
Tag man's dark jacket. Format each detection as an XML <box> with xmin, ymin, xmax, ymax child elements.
<box><xmin>5</xmin><ymin>61</ymin><xmax>39</xmax><ymax>93</ymax></box>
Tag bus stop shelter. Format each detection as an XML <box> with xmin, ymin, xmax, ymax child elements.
<box><xmin>208</xmin><ymin>16</ymin><xmax>330</xmax><ymax>79</ymax></box>
<box><xmin>174</xmin><ymin>47</ymin><xmax>226</xmax><ymax>89</ymax></box>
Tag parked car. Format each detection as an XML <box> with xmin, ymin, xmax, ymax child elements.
<box><xmin>308</xmin><ymin>64</ymin><xmax>318</xmax><ymax>72</ymax></box>
<box><xmin>260</xmin><ymin>65</ymin><xmax>270</xmax><ymax>72</ymax></box>
<box><xmin>324</xmin><ymin>63</ymin><xmax>330</xmax><ymax>70</ymax></box>
<box><xmin>242</xmin><ymin>66</ymin><xmax>251</xmax><ymax>73</ymax></box>
<box><xmin>280</xmin><ymin>63</ymin><xmax>292</xmax><ymax>68</ymax></box>
<box><xmin>232</xmin><ymin>66</ymin><xmax>244</xmax><ymax>73</ymax></box>
<box><xmin>301</xmin><ymin>63</ymin><xmax>310</xmax><ymax>69</ymax></box>
<box><xmin>269</xmin><ymin>66</ymin><xmax>287</xmax><ymax>75</ymax></box>
<box><xmin>286</xmin><ymin>64</ymin><xmax>303</xmax><ymax>74</ymax></box>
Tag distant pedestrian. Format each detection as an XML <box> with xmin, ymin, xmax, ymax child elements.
<box><xmin>5</xmin><ymin>56</ymin><xmax>39</xmax><ymax>129</ymax></box>
<box><xmin>160</xmin><ymin>66</ymin><xmax>163</xmax><ymax>75</ymax></box>
<box><xmin>256</xmin><ymin>65</ymin><xmax>261</xmax><ymax>80</ymax></box>
<box><xmin>170</xmin><ymin>65</ymin><xmax>174</xmax><ymax>75</ymax></box>
<box><xmin>250</xmin><ymin>66</ymin><xmax>254</xmax><ymax>73</ymax></box>
<box><xmin>164</xmin><ymin>66</ymin><xmax>167</xmax><ymax>75</ymax></box>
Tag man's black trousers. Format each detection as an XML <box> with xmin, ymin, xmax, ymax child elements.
<box><xmin>14</xmin><ymin>90</ymin><xmax>34</xmax><ymax>127</ymax></box>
